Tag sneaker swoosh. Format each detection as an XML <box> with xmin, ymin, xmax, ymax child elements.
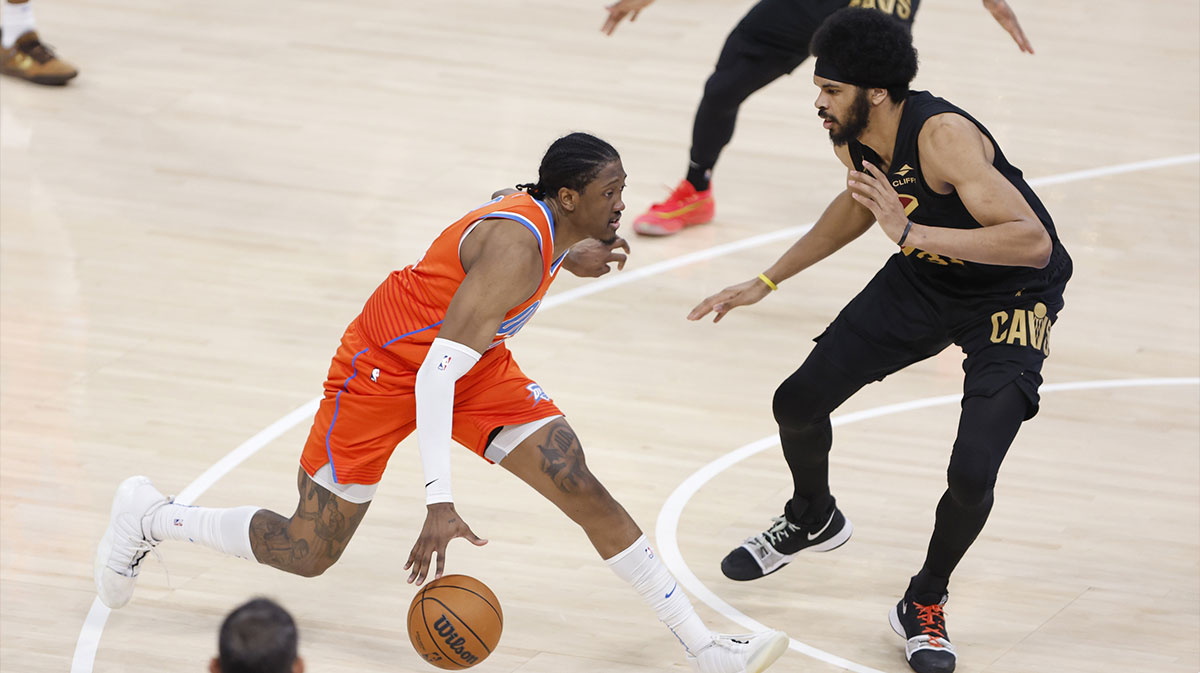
<box><xmin>806</xmin><ymin>511</ymin><xmax>836</xmax><ymax>541</ymax></box>
<box><xmin>650</xmin><ymin>200</ymin><xmax>708</xmax><ymax>218</ymax></box>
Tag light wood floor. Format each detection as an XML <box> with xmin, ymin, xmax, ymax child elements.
<box><xmin>1</xmin><ymin>1</ymin><xmax>1197</xmax><ymax>672</ymax></box>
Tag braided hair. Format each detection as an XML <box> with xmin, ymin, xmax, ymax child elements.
<box><xmin>516</xmin><ymin>132</ymin><xmax>620</xmax><ymax>200</ymax></box>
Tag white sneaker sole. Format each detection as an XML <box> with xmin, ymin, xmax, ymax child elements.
<box><xmin>889</xmin><ymin>603</ymin><xmax>906</xmax><ymax>640</ymax></box>
<box><xmin>93</xmin><ymin>476</ymin><xmax>156</xmax><ymax>609</ymax></box>
<box><xmin>746</xmin><ymin>631</ymin><xmax>790</xmax><ymax>673</ymax></box>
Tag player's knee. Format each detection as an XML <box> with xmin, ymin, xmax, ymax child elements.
<box><xmin>701</xmin><ymin>73</ymin><xmax>751</xmax><ymax>110</ymax></box>
<box><xmin>773</xmin><ymin>376</ymin><xmax>827</xmax><ymax>431</ymax></box>
<box><xmin>946</xmin><ymin>460</ymin><xmax>993</xmax><ymax>508</ymax></box>
<box><xmin>292</xmin><ymin>552</ymin><xmax>340</xmax><ymax>578</ymax></box>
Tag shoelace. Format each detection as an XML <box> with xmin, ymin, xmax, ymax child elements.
<box><xmin>19</xmin><ymin>39</ymin><xmax>58</xmax><ymax>64</ymax></box>
<box><xmin>651</xmin><ymin>182</ymin><xmax>694</xmax><ymax>207</ymax></box>
<box><xmin>128</xmin><ymin>534</ymin><xmax>174</xmax><ymax>590</ymax></box>
<box><xmin>760</xmin><ymin>515</ymin><xmax>799</xmax><ymax>546</ymax></box>
<box><xmin>914</xmin><ymin>602</ymin><xmax>948</xmax><ymax>644</ymax></box>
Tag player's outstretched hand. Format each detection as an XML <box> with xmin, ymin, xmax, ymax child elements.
<box><xmin>563</xmin><ymin>236</ymin><xmax>630</xmax><ymax>277</ymax></box>
<box><xmin>982</xmin><ymin>0</ymin><xmax>1034</xmax><ymax>54</ymax></box>
<box><xmin>688</xmin><ymin>277</ymin><xmax>773</xmax><ymax>323</ymax></box>
<box><xmin>405</xmin><ymin>503</ymin><xmax>487</xmax><ymax>586</ymax></box>
<box><xmin>602</xmin><ymin>0</ymin><xmax>655</xmax><ymax>35</ymax></box>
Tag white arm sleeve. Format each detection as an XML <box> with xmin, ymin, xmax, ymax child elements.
<box><xmin>414</xmin><ymin>337</ymin><xmax>482</xmax><ymax>505</ymax></box>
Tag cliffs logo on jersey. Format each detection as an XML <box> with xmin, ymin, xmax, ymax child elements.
<box><xmin>989</xmin><ymin>301</ymin><xmax>1053</xmax><ymax>355</ymax></box>
<box><xmin>525</xmin><ymin>383</ymin><xmax>552</xmax><ymax>406</ymax></box>
<box><xmin>849</xmin><ymin>0</ymin><xmax>913</xmax><ymax>21</ymax></box>
<box><xmin>892</xmin><ymin>164</ymin><xmax>917</xmax><ymax>188</ymax></box>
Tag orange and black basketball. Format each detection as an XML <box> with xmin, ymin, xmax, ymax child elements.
<box><xmin>407</xmin><ymin>574</ymin><xmax>503</xmax><ymax>669</ymax></box>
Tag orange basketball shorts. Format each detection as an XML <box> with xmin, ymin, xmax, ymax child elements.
<box><xmin>299</xmin><ymin>323</ymin><xmax>563</xmax><ymax>485</ymax></box>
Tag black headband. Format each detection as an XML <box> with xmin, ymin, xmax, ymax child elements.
<box><xmin>813</xmin><ymin>58</ymin><xmax>881</xmax><ymax>89</ymax></box>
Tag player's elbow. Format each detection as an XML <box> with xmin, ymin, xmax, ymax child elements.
<box><xmin>1026</xmin><ymin>229</ymin><xmax>1053</xmax><ymax>269</ymax></box>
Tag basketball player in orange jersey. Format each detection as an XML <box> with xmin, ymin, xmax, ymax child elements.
<box><xmin>96</xmin><ymin>133</ymin><xmax>790</xmax><ymax>673</ymax></box>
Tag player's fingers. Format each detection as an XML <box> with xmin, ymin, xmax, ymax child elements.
<box><xmin>434</xmin><ymin>548</ymin><xmax>446</xmax><ymax>580</ymax></box>
<box><xmin>1009</xmin><ymin>23</ymin><xmax>1033</xmax><ymax>53</ymax></box>
<box><xmin>613</xmin><ymin>237</ymin><xmax>631</xmax><ymax>254</ymax></box>
<box><xmin>406</xmin><ymin>548</ymin><xmax>425</xmax><ymax>583</ymax></box>
<box><xmin>463</xmin><ymin>526</ymin><xmax>488</xmax><ymax>546</ymax></box>
<box><xmin>631</xmin><ymin>9</ymin><xmax>640</xmax><ymax>21</ymax></box>
<box><xmin>849</xmin><ymin>191</ymin><xmax>881</xmax><ymax>216</ymax></box>
<box><xmin>601</xmin><ymin>9</ymin><xmax>622</xmax><ymax>35</ymax></box>
<box><xmin>860</xmin><ymin>160</ymin><xmax>890</xmax><ymax>184</ymax></box>
<box><xmin>610</xmin><ymin>252</ymin><xmax>628</xmax><ymax>269</ymax></box>
<box><xmin>687</xmin><ymin>296</ymin><xmax>718</xmax><ymax>320</ymax></box>
<box><xmin>847</xmin><ymin>179</ymin><xmax>880</xmax><ymax>205</ymax></box>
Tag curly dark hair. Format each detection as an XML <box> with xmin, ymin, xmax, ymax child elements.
<box><xmin>810</xmin><ymin>8</ymin><xmax>919</xmax><ymax>103</ymax></box>
<box><xmin>516</xmin><ymin>132</ymin><xmax>620</xmax><ymax>200</ymax></box>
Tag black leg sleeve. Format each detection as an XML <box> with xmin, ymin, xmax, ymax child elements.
<box><xmin>689</xmin><ymin>30</ymin><xmax>808</xmax><ymax>177</ymax></box>
<box><xmin>774</xmin><ymin>351</ymin><xmax>872</xmax><ymax>523</ymax></box>
<box><xmin>911</xmin><ymin>381</ymin><xmax>1031</xmax><ymax>599</ymax></box>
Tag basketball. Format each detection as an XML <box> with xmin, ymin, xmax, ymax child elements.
<box><xmin>407</xmin><ymin>574</ymin><xmax>503</xmax><ymax>669</ymax></box>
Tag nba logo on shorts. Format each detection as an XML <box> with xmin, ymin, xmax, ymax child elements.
<box><xmin>525</xmin><ymin>383</ymin><xmax>551</xmax><ymax>406</ymax></box>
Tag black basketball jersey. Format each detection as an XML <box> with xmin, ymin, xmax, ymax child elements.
<box><xmin>735</xmin><ymin>0</ymin><xmax>920</xmax><ymax>54</ymax></box>
<box><xmin>849</xmin><ymin>91</ymin><xmax>1071</xmax><ymax>298</ymax></box>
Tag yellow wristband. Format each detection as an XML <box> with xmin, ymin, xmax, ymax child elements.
<box><xmin>757</xmin><ymin>273</ymin><xmax>778</xmax><ymax>291</ymax></box>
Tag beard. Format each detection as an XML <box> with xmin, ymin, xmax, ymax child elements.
<box><xmin>824</xmin><ymin>88</ymin><xmax>872</xmax><ymax>146</ymax></box>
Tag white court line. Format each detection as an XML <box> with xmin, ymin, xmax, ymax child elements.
<box><xmin>654</xmin><ymin>377</ymin><xmax>1200</xmax><ymax>673</ymax></box>
<box><xmin>72</xmin><ymin>153</ymin><xmax>1199</xmax><ymax>672</ymax></box>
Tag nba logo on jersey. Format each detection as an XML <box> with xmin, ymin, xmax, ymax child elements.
<box><xmin>525</xmin><ymin>383</ymin><xmax>551</xmax><ymax>406</ymax></box>
<box><xmin>370</xmin><ymin>368</ymin><xmax>380</xmax><ymax>382</ymax></box>
<box><xmin>437</xmin><ymin>355</ymin><xmax>453</xmax><ymax>371</ymax></box>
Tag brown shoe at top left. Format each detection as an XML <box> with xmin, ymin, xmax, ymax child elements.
<box><xmin>1</xmin><ymin>30</ymin><xmax>78</xmax><ymax>85</ymax></box>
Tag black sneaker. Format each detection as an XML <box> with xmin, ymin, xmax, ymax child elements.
<box><xmin>720</xmin><ymin>506</ymin><xmax>852</xmax><ymax>581</ymax></box>
<box><xmin>889</xmin><ymin>592</ymin><xmax>957</xmax><ymax>673</ymax></box>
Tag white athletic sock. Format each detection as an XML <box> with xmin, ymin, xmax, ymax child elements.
<box><xmin>2</xmin><ymin>2</ymin><xmax>36</xmax><ymax>48</ymax></box>
<box><xmin>148</xmin><ymin>503</ymin><xmax>259</xmax><ymax>561</ymax></box>
<box><xmin>606</xmin><ymin>535</ymin><xmax>713</xmax><ymax>655</ymax></box>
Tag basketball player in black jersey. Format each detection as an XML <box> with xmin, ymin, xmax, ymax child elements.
<box><xmin>602</xmin><ymin>0</ymin><xmax>1033</xmax><ymax>237</ymax></box>
<box><xmin>688</xmin><ymin>9</ymin><xmax>1071</xmax><ymax>673</ymax></box>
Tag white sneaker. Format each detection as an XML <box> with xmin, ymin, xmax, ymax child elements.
<box><xmin>93</xmin><ymin>476</ymin><xmax>170</xmax><ymax>609</ymax></box>
<box><xmin>687</xmin><ymin>630</ymin><xmax>790</xmax><ymax>673</ymax></box>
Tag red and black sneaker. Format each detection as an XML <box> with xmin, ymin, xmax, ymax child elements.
<box><xmin>889</xmin><ymin>592</ymin><xmax>957</xmax><ymax>673</ymax></box>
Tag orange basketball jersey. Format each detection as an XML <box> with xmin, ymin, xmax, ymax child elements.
<box><xmin>354</xmin><ymin>192</ymin><xmax>565</xmax><ymax>366</ymax></box>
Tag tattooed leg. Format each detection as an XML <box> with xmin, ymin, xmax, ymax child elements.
<box><xmin>249</xmin><ymin>467</ymin><xmax>372</xmax><ymax>577</ymax></box>
<box><xmin>501</xmin><ymin>418</ymin><xmax>641</xmax><ymax>557</ymax></box>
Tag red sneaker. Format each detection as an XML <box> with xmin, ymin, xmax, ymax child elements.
<box><xmin>632</xmin><ymin>179</ymin><xmax>714</xmax><ymax>236</ymax></box>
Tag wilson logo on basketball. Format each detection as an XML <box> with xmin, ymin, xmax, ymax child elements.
<box><xmin>431</xmin><ymin>615</ymin><xmax>480</xmax><ymax>665</ymax></box>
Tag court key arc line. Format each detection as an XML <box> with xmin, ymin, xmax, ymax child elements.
<box><xmin>72</xmin><ymin>152</ymin><xmax>1200</xmax><ymax>672</ymax></box>
<box><xmin>653</xmin><ymin>377</ymin><xmax>1200</xmax><ymax>673</ymax></box>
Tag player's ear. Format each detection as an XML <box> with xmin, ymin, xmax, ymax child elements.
<box><xmin>870</xmin><ymin>87</ymin><xmax>889</xmax><ymax>106</ymax></box>
<box><xmin>557</xmin><ymin>186</ymin><xmax>579</xmax><ymax>212</ymax></box>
